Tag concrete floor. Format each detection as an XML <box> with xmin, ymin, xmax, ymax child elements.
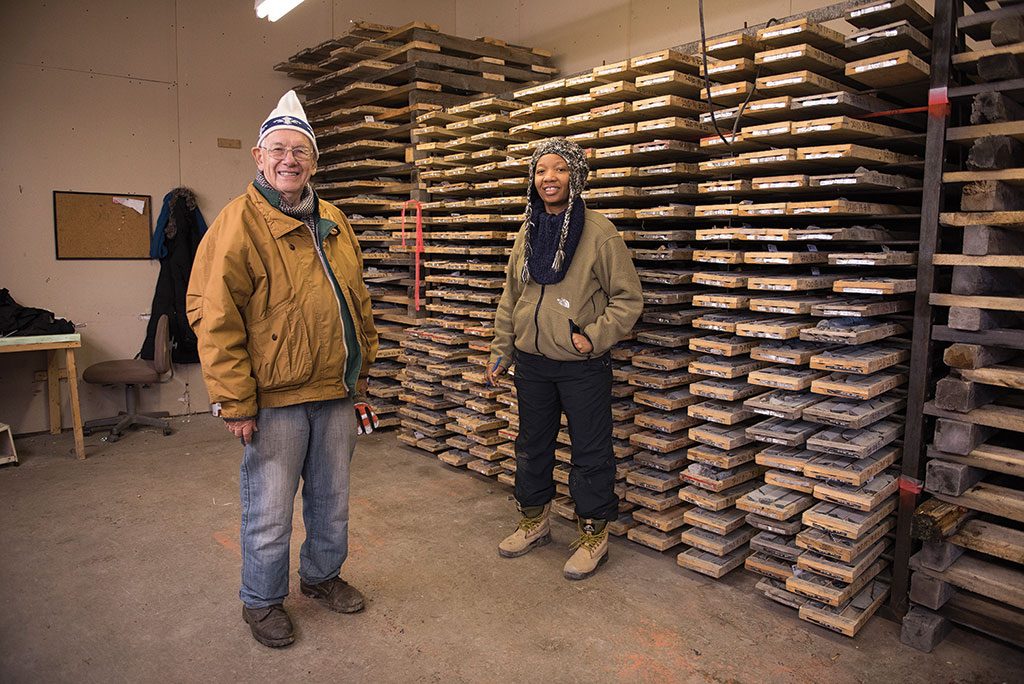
<box><xmin>1</xmin><ymin>415</ymin><xmax>1020</xmax><ymax>683</ymax></box>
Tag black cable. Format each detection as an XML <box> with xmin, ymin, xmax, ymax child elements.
<box><xmin>697</xmin><ymin>0</ymin><xmax>780</xmax><ymax>150</ymax></box>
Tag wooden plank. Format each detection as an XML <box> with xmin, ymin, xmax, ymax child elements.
<box><xmin>933</xmin><ymin>482</ymin><xmax>1024</xmax><ymax>524</ymax></box>
<box><xmin>949</xmin><ymin>518</ymin><xmax>1024</xmax><ymax>564</ymax></box>
<box><xmin>927</xmin><ymin>444</ymin><xmax>1024</xmax><ymax>478</ymax></box>
<box><xmin>910</xmin><ymin>551</ymin><xmax>1024</xmax><ymax>609</ymax></box>
<box><xmin>925</xmin><ymin>400</ymin><xmax>1024</xmax><ymax>432</ymax></box>
<box><xmin>948</xmin><ymin>120</ymin><xmax>1024</xmax><ymax>145</ymax></box>
<box><xmin>933</xmin><ymin>254</ymin><xmax>1024</xmax><ymax>266</ymax></box>
<box><xmin>940</xmin><ymin>211</ymin><xmax>1024</xmax><ymax>227</ymax></box>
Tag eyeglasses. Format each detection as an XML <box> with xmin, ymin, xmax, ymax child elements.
<box><xmin>260</xmin><ymin>146</ymin><xmax>315</xmax><ymax>162</ymax></box>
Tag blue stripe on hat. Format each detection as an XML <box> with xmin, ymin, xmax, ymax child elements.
<box><xmin>260</xmin><ymin>115</ymin><xmax>314</xmax><ymax>138</ymax></box>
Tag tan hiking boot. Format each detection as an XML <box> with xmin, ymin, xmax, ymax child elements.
<box><xmin>498</xmin><ymin>504</ymin><xmax>551</xmax><ymax>558</ymax></box>
<box><xmin>563</xmin><ymin>518</ymin><xmax>608</xmax><ymax>580</ymax></box>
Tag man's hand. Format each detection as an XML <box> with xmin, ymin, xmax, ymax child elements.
<box><xmin>226</xmin><ymin>418</ymin><xmax>257</xmax><ymax>445</ymax></box>
<box><xmin>485</xmin><ymin>361</ymin><xmax>507</xmax><ymax>387</ymax></box>
<box><xmin>356</xmin><ymin>377</ymin><xmax>369</xmax><ymax>396</ymax></box>
<box><xmin>572</xmin><ymin>333</ymin><xmax>594</xmax><ymax>354</ymax></box>
<box><xmin>354</xmin><ymin>402</ymin><xmax>379</xmax><ymax>435</ymax></box>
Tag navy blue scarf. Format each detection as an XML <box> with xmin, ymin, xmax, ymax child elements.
<box><xmin>526</xmin><ymin>197</ymin><xmax>585</xmax><ymax>285</ymax></box>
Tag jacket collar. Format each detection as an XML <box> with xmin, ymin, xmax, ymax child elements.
<box><xmin>246</xmin><ymin>184</ymin><xmax>338</xmax><ymax>240</ymax></box>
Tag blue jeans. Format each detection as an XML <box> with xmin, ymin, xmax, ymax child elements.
<box><xmin>238</xmin><ymin>398</ymin><xmax>356</xmax><ymax>608</ymax></box>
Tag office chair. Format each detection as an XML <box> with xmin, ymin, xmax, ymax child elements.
<box><xmin>82</xmin><ymin>315</ymin><xmax>174</xmax><ymax>442</ymax></box>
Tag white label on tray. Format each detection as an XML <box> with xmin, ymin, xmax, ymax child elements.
<box><xmin>819</xmin><ymin>177</ymin><xmax>857</xmax><ymax>185</ymax></box>
<box><xmin>798</xmin><ymin>124</ymin><xmax>833</xmax><ymax>133</ymax></box>
<box><xmin>760</xmin><ymin>306</ymin><xmax>797</xmax><ymax>313</ymax></box>
<box><xmin>716</xmin><ymin>86</ymin><xmax>740</xmax><ymax>95</ymax></box>
<box><xmin>758</xmin><ymin>284</ymin><xmax>793</xmax><ymax>291</ymax></box>
<box><xmin>713</xmin><ymin>39</ymin><xmax>741</xmax><ymax>49</ymax></box>
<box><xmin>799</xmin><ymin>234</ymin><xmax>832</xmax><ymax>240</ymax></box>
<box><xmin>606</xmin><ymin>150</ymin><xmax>627</xmax><ymax>156</ymax></box>
<box><xmin>763</xmin><ymin>51</ymin><xmax>801</xmax><ymax>62</ymax></box>
<box><xmin>753</xmin><ymin>126</ymin><xmax>789</xmax><ymax>136</ymax></box>
<box><xmin>750</xmin><ymin>209</ymin><xmax>785</xmax><ymax>215</ymax></box>
<box><xmin>762</xmin><ymin>182</ymin><xmax>800</xmax><ymax>189</ymax></box>
<box><xmin>764</xmin><ymin>26</ymin><xmax>802</xmax><ymax>38</ymax></box>
<box><xmin>827</xmin><ymin>310</ymin><xmax>860</xmax><ymax>317</ymax></box>
<box><xmin>837</xmin><ymin>258</ymin><xmax>874</xmax><ymax>265</ymax></box>
<box><xmin>800</xmin><ymin>97</ymin><xmax>839</xmax><ymax>107</ymax></box>
<box><xmin>760</xmin><ymin>258</ymin><xmax>788</xmax><ymax>264</ymax></box>
<box><xmin>701</xmin><ymin>301</ymin><xmax>731</xmax><ymax>309</ymax></box>
<box><xmin>855</xmin><ymin>59</ymin><xmax>898</xmax><ymax>73</ymax></box>
<box><xmin>752</xmin><ymin>102</ymin><xmax>787</xmax><ymax>110</ymax></box>
<box><xmin>793</xmin><ymin>207</ymin><xmax>831</xmax><ymax>214</ymax></box>
<box><xmin>766</xmin><ymin>77</ymin><xmax>803</xmax><ymax>86</ymax></box>
<box><xmin>759</xmin><ymin>354</ymin><xmax>788</xmax><ymax>362</ymax></box>
<box><xmin>856</xmin><ymin>30</ymin><xmax>898</xmax><ymax>43</ymax></box>
<box><xmin>708</xmin><ymin>64</ymin><xmax>737</xmax><ymax>74</ymax></box>
<box><xmin>647</xmin><ymin>167</ymin><xmax>670</xmax><ymax>173</ymax></box>
<box><xmin>605</xmin><ymin>171</ymin><xmax>626</xmax><ymax>177</ymax></box>
<box><xmin>761</xmin><ymin>235</ymin><xmax>784</xmax><ymax>241</ymax></box>
<box><xmin>851</xmin><ymin>3</ymin><xmax>891</xmax><ymax>17</ymax></box>
<box><xmin>649</xmin><ymin>122</ymin><xmax>671</xmax><ymax>129</ymax></box>
<box><xmin>645</xmin><ymin>76</ymin><xmax>672</xmax><ymax>85</ymax></box>
<box><xmin>843</xmin><ymin>287</ymin><xmax>884</xmax><ymax>294</ymax></box>
<box><xmin>804</xmin><ymin>153</ymin><xmax>841</xmax><ymax>159</ymax></box>
<box><xmin>751</xmin><ymin>155</ymin><xmax>786</xmax><ymax>164</ymax></box>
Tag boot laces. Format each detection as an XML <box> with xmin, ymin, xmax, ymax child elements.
<box><xmin>517</xmin><ymin>513</ymin><xmax>544</xmax><ymax>534</ymax></box>
<box><xmin>570</xmin><ymin>528</ymin><xmax>605</xmax><ymax>554</ymax></box>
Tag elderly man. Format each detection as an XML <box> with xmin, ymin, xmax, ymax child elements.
<box><xmin>187</xmin><ymin>91</ymin><xmax>379</xmax><ymax>648</ymax></box>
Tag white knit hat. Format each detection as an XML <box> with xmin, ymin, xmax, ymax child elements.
<box><xmin>257</xmin><ymin>90</ymin><xmax>318</xmax><ymax>155</ymax></box>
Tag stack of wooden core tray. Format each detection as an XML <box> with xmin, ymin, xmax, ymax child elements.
<box><xmin>399</xmin><ymin>5</ymin><xmax>934</xmax><ymax>622</ymax></box>
<box><xmin>275</xmin><ymin>21</ymin><xmax>557</xmax><ymax>430</ymax></box>
<box><xmin>898</xmin><ymin>0</ymin><xmax>1024</xmax><ymax>653</ymax></box>
<box><xmin>701</xmin><ymin>0</ymin><xmax>930</xmax><ymax>637</ymax></box>
<box><xmin>397</xmin><ymin>95</ymin><xmax>525</xmax><ymax>461</ymax></box>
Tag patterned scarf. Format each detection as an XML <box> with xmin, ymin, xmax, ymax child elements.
<box><xmin>520</xmin><ymin>138</ymin><xmax>590</xmax><ymax>283</ymax></box>
<box><xmin>254</xmin><ymin>171</ymin><xmax>318</xmax><ymax>231</ymax></box>
<box><xmin>526</xmin><ymin>196</ymin><xmax>586</xmax><ymax>285</ymax></box>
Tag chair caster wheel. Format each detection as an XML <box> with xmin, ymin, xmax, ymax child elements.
<box><xmin>83</xmin><ymin>429</ymin><xmax>93</xmax><ymax>437</ymax></box>
<box><xmin>108</xmin><ymin>433</ymin><xmax>120</xmax><ymax>443</ymax></box>
<box><xmin>163</xmin><ymin>427</ymin><xmax>173</xmax><ymax>436</ymax></box>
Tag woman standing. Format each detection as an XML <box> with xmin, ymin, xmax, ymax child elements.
<box><xmin>486</xmin><ymin>138</ymin><xmax>643</xmax><ymax>580</ymax></box>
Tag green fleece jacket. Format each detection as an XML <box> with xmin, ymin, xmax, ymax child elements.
<box><xmin>490</xmin><ymin>208</ymin><xmax>643</xmax><ymax>368</ymax></box>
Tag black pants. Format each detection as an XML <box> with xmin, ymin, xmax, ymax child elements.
<box><xmin>513</xmin><ymin>351</ymin><xmax>618</xmax><ymax>521</ymax></box>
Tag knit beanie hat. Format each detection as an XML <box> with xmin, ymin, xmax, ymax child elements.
<box><xmin>257</xmin><ymin>90</ymin><xmax>318</xmax><ymax>155</ymax></box>
<box><xmin>522</xmin><ymin>138</ymin><xmax>590</xmax><ymax>281</ymax></box>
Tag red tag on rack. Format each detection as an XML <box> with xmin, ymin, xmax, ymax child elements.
<box><xmin>400</xmin><ymin>199</ymin><xmax>425</xmax><ymax>311</ymax></box>
<box><xmin>928</xmin><ymin>87</ymin><xmax>950</xmax><ymax>119</ymax></box>
<box><xmin>898</xmin><ymin>475</ymin><xmax>923</xmax><ymax>495</ymax></box>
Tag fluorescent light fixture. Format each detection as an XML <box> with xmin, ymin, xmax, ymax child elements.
<box><xmin>255</xmin><ymin>0</ymin><xmax>304</xmax><ymax>22</ymax></box>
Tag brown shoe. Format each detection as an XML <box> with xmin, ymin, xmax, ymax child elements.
<box><xmin>563</xmin><ymin>518</ymin><xmax>609</xmax><ymax>580</ymax></box>
<box><xmin>498</xmin><ymin>503</ymin><xmax>552</xmax><ymax>558</ymax></box>
<box><xmin>300</xmin><ymin>576</ymin><xmax>365</xmax><ymax>613</ymax></box>
<box><xmin>242</xmin><ymin>604</ymin><xmax>295</xmax><ymax>648</ymax></box>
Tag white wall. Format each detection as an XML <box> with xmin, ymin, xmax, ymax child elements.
<box><xmin>0</xmin><ymin>0</ymin><xmax>456</xmax><ymax>434</ymax></box>
<box><xmin>0</xmin><ymin>0</ymin><xmax>905</xmax><ymax>435</ymax></box>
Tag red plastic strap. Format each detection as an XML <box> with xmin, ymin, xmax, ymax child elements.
<box><xmin>928</xmin><ymin>87</ymin><xmax>950</xmax><ymax>118</ymax></box>
<box><xmin>857</xmin><ymin>105</ymin><xmax>930</xmax><ymax>119</ymax></box>
<box><xmin>898</xmin><ymin>475</ymin><xmax>924</xmax><ymax>495</ymax></box>
<box><xmin>400</xmin><ymin>200</ymin><xmax>424</xmax><ymax>311</ymax></box>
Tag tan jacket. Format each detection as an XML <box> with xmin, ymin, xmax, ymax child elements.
<box><xmin>186</xmin><ymin>185</ymin><xmax>378</xmax><ymax>418</ymax></box>
<box><xmin>490</xmin><ymin>208</ymin><xmax>642</xmax><ymax>368</ymax></box>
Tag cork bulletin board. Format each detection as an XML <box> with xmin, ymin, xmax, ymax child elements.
<box><xmin>53</xmin><ymin>191</ymin><xmax>152</xmax><ymax>260</ymax></box>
